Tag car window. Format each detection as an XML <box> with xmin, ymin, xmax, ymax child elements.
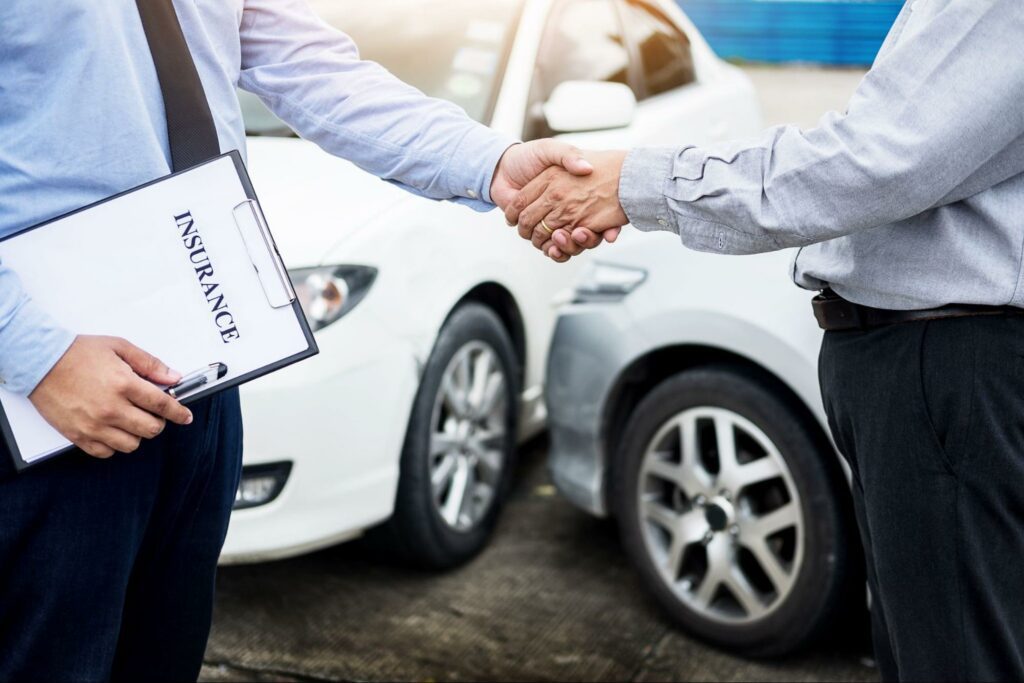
<box><xmin>241</xmin><ymin>0</ymin><xmax>523</xmax><ymax>136</ymax></box>
<box><xmin>620</xmin><ymin>0</ymin><xmax>696</xmax><ymax>99</ymax></box>
<box><xmin>526</xmin><ymin>0</ymin><xmax>632</xmax><ymax>139</ymax></box>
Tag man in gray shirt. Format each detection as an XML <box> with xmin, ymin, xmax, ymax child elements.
<box><xmin>505</xmin><ymin>0</ymin><xmax>1024</xmax><ymax>680</ymax></box>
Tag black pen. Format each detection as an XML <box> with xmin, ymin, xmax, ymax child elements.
<box><xmin>166</xmin><ymin>363</ymin><xmax>228</xmax><ymax>398</ymax></box>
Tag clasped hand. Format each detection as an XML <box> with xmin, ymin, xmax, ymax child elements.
<box><xmin>492</xmin><ymin>142</ymin><xmax>627</xmax><ymax>262</ymax></box>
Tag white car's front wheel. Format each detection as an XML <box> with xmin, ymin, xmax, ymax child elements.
<box><xmin>371</xmin><ymin>303</ymin><xmax>520</xmax><ymax>569</ymax></box>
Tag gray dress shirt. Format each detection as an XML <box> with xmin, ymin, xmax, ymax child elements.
<box><xmin>619</xmin><ymin>0</ymin><xmax>1024</xmax><ymax>310</ymax></box>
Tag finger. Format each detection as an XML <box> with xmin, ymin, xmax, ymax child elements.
<box><xmin>552</xmin><ymin>229</ymin><xmax>585</xmax><ymax>257</ymax></box>
<box><xmin>532</xmin><ymin>213</ymin><xmax>566</xmax><ymax>250</ymax></box>
<box><xmin>506</xmin><ymin>170</ymin><xmax>551</xmax><ymax>228</ymax></box>
<box><xmin>547</xmin><ymin>245</ymin><xmax>570</xmax><ymax>263</ymax></box>
<box><xmin>95</xmin><ymin>427</ymin><xmax>143</xmax><ymax>455</ymax></box>
<box><xmin>539</xmin><ymin>139</ymin><xmax>594</xmax><ymax>177</ymax></box>
<box><xmin>569</xmin><ymin>228</ymin><xmax>602</xmax><ymax>250</ymax></box>
<box><xmin>112</xmin><ymin>339</ymin><xmax>181</xmax><ymax>385</ymax></box>
<box><xmin>511</xmin><ymin>167</ymin><xmax>560</xmax><ymax>231</ymax></box>
<box><xmin>111</xmin><ymin>406</ymin><xmax>166</xmax><ymax>440</ymax></box>
<box><xmin>124</xmin><ymin>379</ymin><xmax>193</xmax><ymax>426</ymax></box>
<box><xmin>79</xmin><ymin>440</ymin><xmax>115</xmax><ymax>459</ymax></box>
<box><xmin>603</xmin><ymin>227</ymin><xmax>623</xmax><ymax>244</ymax></box>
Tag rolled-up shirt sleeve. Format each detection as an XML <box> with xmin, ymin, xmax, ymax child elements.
<box><xmin>237</xmin><ymin>0</ymin><xmax>517</xmax><ymax>211</ymax></box>
<box><xmin>0</xmin><ymin>263</ymin><xmax>75</xmax><ymax>396</ymax></box>
<box><xmin>620</xmin><ymin>0</ymin><xmax>1024</xmax><ymax>255</ymax></box>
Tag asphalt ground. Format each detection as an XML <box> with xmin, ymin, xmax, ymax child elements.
<box><xmin>201</xmin><ymin>66</ymin><xmax>876</xmax><ymax>682</ymax></box>
<box><xmin>202</xmin><ymin>438</ymin><xmax>877</xmax><ymax>682</ymax></box>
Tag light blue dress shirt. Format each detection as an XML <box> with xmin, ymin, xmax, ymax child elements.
<box><xmin>0</xmin><ymin>0</ymin><xmax>513</xmax><ymax>395</ymax></box>
<box><xmin>620</xmin><ymin>0</ymin><xmax>1024</xmax><ymax>311</ymax></box>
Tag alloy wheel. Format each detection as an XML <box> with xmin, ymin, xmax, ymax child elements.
<box><xmin>429</xmin><ymin>341</ymin><xmax>508</xmax><ymax>533</ymax></box>
<box><xmin>637</xmin><ymin>407</ymin><xmax>804</xmax><ymax>625</ymax></box>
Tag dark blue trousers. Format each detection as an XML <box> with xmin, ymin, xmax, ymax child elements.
<box><xmin>0</xmin><ymin>389</ymin><xmax>242</xmax><ymax>683</ymax></box>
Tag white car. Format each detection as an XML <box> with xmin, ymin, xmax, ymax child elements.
<box><xmin>546</xmin><ymin>232</ymin><xmax>859</xmax><ymax>655</ymax></box>
<box><xmin>221</xmin><ymin>0</ymin><xmax>762</xmax><ymax>567</ymax></box>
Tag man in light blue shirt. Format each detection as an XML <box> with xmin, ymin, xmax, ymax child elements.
<box><xmin>0</xmin><ymin>1</ymin><xmax>592</xmax><ymax>680</ymax></box>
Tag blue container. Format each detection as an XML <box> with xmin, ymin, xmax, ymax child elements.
<box><xmin>678</xmin><ymin>0</ymin><xmax>904</xmax><ymax>66</ymax></box>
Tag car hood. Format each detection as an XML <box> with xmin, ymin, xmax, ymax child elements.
<box><xmin>243</xmin><ymin>137</ymin><xmax>417</xmax><ymax>269</ymax></box>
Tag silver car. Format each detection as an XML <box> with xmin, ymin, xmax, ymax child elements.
<box><xmin>546</xmin><ymin>228</ymin><xmax>860</xmax><ymax>657</ymax></box>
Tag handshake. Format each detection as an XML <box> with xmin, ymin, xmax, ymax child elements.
<box><xmin>490</xmin><ymin>140</ymin><xmax>629</xmax><ymax>262</ymax></box>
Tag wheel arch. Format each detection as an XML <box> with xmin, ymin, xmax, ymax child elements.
<box><xmin>452</xmin><ymin>282</ymin><xmax>527</xmax><ymax>387</ymax></box>
<box><xmin>601</xmin><ymin>344</ymin><xmax>846</xmax><ymax>518</ymax></box>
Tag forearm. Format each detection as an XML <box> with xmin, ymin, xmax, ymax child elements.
<box><xmin>238</xmin><ymin>0</ymin><xmax>515</xmax><ymax>210</ymax></box>
<box><xmin>0</xmin><ymin>265</ymin><xmax>75</xmax><ymax>395</ymax></box>
<box><xmin>620</xmin><ymin>0</ymin><xmax>1024</xmax><ymax>255</ymax></box>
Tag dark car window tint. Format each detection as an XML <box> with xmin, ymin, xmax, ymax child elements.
<box><xmin>621</xmin><ymin>0</ymin><xmax>695</xmax><ymax>98</ymax></box>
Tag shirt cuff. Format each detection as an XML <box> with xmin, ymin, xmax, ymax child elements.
<box><xmin>619</xmin><ymin>147</ymin><xmax>678</xmax><ymax>233</ymax></box>
<box><xmin>0</xmin><ymin>300</ymin><xmax>76</xmax><ymax>396</ymax></box>
<box><xmin>444</xmin><ymin>125</ymin><xmax>519</xmax><ymax>211</ymax></box>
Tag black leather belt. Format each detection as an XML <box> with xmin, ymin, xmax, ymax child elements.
<box><xmin>812</xmin><ymin>290</ymin><xmax>1023</xmax><ymax>331</ymax></box>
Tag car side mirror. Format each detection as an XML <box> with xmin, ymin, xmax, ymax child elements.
<box><xmin>542</xmin><ymin>81</ymin><xmax>638</xmax><ymax>133</ymax></box>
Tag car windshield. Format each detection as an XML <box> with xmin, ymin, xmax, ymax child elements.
<box><xmin>241</xmin><ymin>0</ymin><xmax>523</xmax><ymax>135</ymax></box>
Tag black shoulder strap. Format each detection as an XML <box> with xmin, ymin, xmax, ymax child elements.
<box><xmin>135</xmin><ymin>0</ymin><xmax>222</xmax><ymax>172</ymax></box>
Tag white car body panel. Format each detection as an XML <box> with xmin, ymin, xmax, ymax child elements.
<box><xmin>221</xmin><ymin>0</ymin><xmax>762</xmax><ymax>563</ymax></box>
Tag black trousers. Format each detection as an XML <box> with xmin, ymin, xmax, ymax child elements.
<box><xmin>0</xmin><ymin>389</ymin><xmax>242</xmax><ymax>683</ymax></box>
<box><xmin>820</xmin><ymin>316</ymin><xmax>1024</xmax><ymax>682</ymax></box>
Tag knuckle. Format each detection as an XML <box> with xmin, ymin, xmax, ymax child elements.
<box><xmin>154</xmin><ymin>395</ymin><xmax>173</xmax><ymax>414</ymax></box>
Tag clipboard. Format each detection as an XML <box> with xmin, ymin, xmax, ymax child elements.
<box><xmin>0</xmin><ymin>151</ymin><xmax>318</xmax><ymax>471</ymax></box>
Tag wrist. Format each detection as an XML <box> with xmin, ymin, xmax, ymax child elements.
<box><xmin>618</xmin><ymin>147</ymin><xmax>677</xmax><ymax>233</ymax></box>
<box><xmin>490</xmin><ymin>142</ymin><xmax>521</xmax><ymax>203</ymax></box>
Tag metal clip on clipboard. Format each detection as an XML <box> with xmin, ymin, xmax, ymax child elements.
<box><xmin>232</xmin><ymin>199</ymin><xmax>296</xmax><ymax>309</ymax></box>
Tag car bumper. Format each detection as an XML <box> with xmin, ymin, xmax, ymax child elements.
<box><xmin>546</xmin><ymin>302</ymin><xmax>644</xmax><ymax>518</ymax></box>
<box><xmin>220</xmin><ymin>311</ymin><xmax>420</xmax><ymax>564</ymax></box>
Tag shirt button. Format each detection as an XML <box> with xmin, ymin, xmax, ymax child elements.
<box><xmin>658</xmin><ymin>219</ymin><xmax>668</xmax><ymax>227</ymax></box>
<box><xmin>466</xmin><ymin>189</ymin><xmax>478</xmax><ymax>199</ymax></box>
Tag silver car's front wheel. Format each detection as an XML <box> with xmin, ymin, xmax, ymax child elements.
<box><xmin>614</xmin><ymin>366</ymin><xmax>855</xmax><ymax>657</ymax></box>
<box><xmin>430</xmin><ymin>341</ymin><xmax>508</xmax><ymax>533</ymax></box>
<box><xmin>638</xmin><ymin>407</ymin><xmax>803</xmax><ymax>624</ymax></box>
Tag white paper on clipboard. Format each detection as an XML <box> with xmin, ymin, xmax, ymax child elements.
<box><xmin>0</xmin><ymin>153</ymin><xmax>316</xmax><ymax>468</ymax></box>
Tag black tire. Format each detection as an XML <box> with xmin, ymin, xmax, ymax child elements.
<box><xmin>369</xmin><ymin>303</ymin><xmax>520</xmax><ymax>570</ymax></box>
<box><xmin>612</xmin><ymin>364</ymin><xmax>855</xmax><ymax>657</ymax></box>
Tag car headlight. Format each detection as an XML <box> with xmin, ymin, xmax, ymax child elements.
<box><xmin>573</xmin><ymin>262</ymin><xmax>647</xmax><ymax>303</ymax></box>
<box><xmin>289</xmin><ymin>265</ymin><xmax>377</xmax><ymax>332</ymax></box>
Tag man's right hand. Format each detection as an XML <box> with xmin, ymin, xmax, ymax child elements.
<box><xmin>29</xmin><ymin>335</ymin><xmax>193</xmax><ymax>459</ymax></box>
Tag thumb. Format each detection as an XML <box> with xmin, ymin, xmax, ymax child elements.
<box><xmin>113</xmin><ymin>339</ymin><xmax>182</xmax><ymax>384</ymax></box>
<box><xmin>538</xmin><ymin>139</ymin><xmax>593</xmax><ymax>177</ymax></box>
<box><xmin>603</xmin><ymin>227</ymin><xmax>623</xmax><ymax>244</ymax></box>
